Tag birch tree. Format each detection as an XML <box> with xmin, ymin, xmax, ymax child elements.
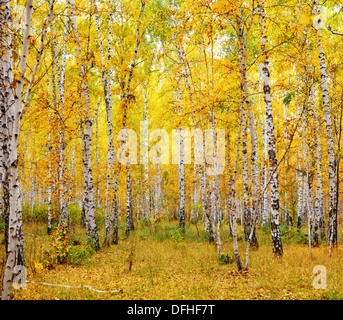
<box><xmin>236</xmin><ymin>6</ymin><xmax>258</xmax><ymax>247</ymax></box>
<box><xmin>120</xmin><ymin>0</ymin><xmax>146</xmax><ymax>237</ymax></box>
<box><xmin>0</xmin><ymin>0</ymin><xmax>53</xmax><ymax>300</ymax></box>
<box><xmin>170</xmin><ymin>0</ymin><xmax>186</xmax><ymax>232</ymax></box>
<box><xmin>93</xmin><ymin>1</ymin><xmax>115</xmax><ymax>246</ymax></box>
<box><xmin>313</xmin><ymin>0</ymin><xmax>337</xmax><ymax>251</ymax></box>
<box><xmin>69</xmin><ymin>0</ymin><xmax>100</xmax><ymax>250</ymax></box>
<box><xmin>258</xmin><ymin>0</ymin><xmax>283</xmax><ymax>256</ymax></box>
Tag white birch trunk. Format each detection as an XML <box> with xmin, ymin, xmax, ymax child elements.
<box><xmin>297</xmin><ymin>140</ymin><xmax>304</xmax><ymax>229</ymax></box>
<box><xmin>121</xmin><ymin>1</ymin><xmax>145</xmax><ymax>237</ymax></box>
<box><xmin>52</xmin><ymin>14</ymin><xmax>68</xmax><ymax>226</ymax></box>
<box><xmin>258</xmin><ymin>66</ymin><xmax>269</xmax><ymax>228</ymax></box>
<box><xmin>228</xmin><ymin>106</ymin><xmax>243</xmax><ymax>270</ymax></box>
<box><xmin>69</xmin><ymin>0</ymin><xmax>99</xmax><ymax>249</ymax></box>
<box><xmin>237</xmin><ymin>16</ymin><xmax>258</xmax><ymax>247</ymax></box>
<box><xmin>125</xmin><ymin>165</ymin><xmax>134</xmax><ymax>236</ymax></box>
<box><xmin>170</xmin><ymin>0</ymin><xmax>186</xmax><ymax>232</ymax></box>
<box><xmin>45</xmin><ymin>60</ymin><xmax>53</xmax><ymax>234</ymax></box>
<box><xmin>258</xmin><ymin>0</ymin><xmax>283</xmax><ymax>256</ymax></box>
<box><xmin>94</xmin><ymin>1</ymin><xmax>115</xmax><ymax>245</ymax></box>
<box><xmin>1</xmin><ymin>0</ymin><xmax>34</xmax><ymax>300</ymax></box>
<box><xmin>282</xmin><ymin>90</ymin><xmax>289</xmax><ymax>227</ymax></box>
<box><xmin>95</xmin><ymin>103</ymin><xmax>100</xmax><ymax>207</ymax></box>
<box><xmin>81</xmin><ymin>120</ymin><xmax>100</xmax><ymax>250</ymax></box>
<box><xmin>313</xmin><ymin>1</ymin><xmax>337</xmax><ymax>250</ymax></box>
<box><xmin>142</xmin><ymin>84</ymin><xmax>150</xmax><ymax>221</ymax></box>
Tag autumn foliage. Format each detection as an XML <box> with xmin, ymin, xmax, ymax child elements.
<box><xmin>1</xmin><ymin>0</ymin><xmax>343</xmax><ymax>300</ymax></box>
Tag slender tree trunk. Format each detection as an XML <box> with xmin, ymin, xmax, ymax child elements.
<box><xmin>94</xmin><ymin>1</ymin><xmax>115</xmax><ymax>246</ymax></box>
<box><xmin>237</xmin><ymin>13</ymin><xmax>258</xmax><ymax>247</ymax></box>
<box><xmin>178</xmin><ymin>127</ymin><xmax>186</xmax><ymax>231</ymax></box>
<box><xmin>229</xmin><ymin>106</ymin><xmax>243</xmax><ymax>271</ymax></box>
<box><xmin>258</xmin><ymin>0</ymin><xmax>283</xmax><ymax>256</ymax></box>
<box><xmin>1</xmin><ymin>0</ymin><xmax>34</xmax><ymax>300</ymax></box>
<box><xmin>119</xmin><ymin>0</ymin><xmax>145</xmax><ymax>238</ymax></box>
<box><xmin>142</xmin><ymin>84</ymin><xmax>150</xmax><ymax>222</ymax></box>
<box><xmin>297</xmin><ymin>141</ymin><xmax>304</xmax><ymax>229</ymax></box>
<box><xmin>242</xmin><ymin>104</ymin><xmax>250</xmax><ymax>242</ymax></box>
<box><xmin>305</xmin><ymin>35</ymin><xmax>322</xmax><ymax>246</ymax></box>
<box><xmin>52</xmin><ymin>16</ymin><xmax>68</xmax><ymax>227</ymax></box>
<box><xmin>170</xmin><ymin>0</ymin><xmax>186</xmax><ymax>232</ymax></box>
<box><xmin>306</xmin><ymin>154</ymin><xmax>314</xmax><ymax>256</ymax></box>
<box><xmin>95</xmin><ymin>105</ymin><xmax>100</xmax><ymax>207</ymax></box>
<box><xmin>154</xmin><ymin>163</ymin><xmax>162</xmax><ymax>218</ymax></box>
<box><xmin>125</xmin><ymin>165</ymin><xmax>134</xmax><ymax>236</ymax></box>
<box><xmin>81</xmin><ymin>120</ymin><xmax>100</xmax><ymax>250</ymax></box>
<box><xmin>111</xmin><ymin>185</ymin><xmax>119</xmax><ymax>244</ymax></box>
<box><xmin>313</xmin><ymin>1</ymin><xmax>337</xmax><ymax>251</ymax></box>
<box><xmin>210</xmin><ymin>113</ymin><xmax>222</xmax><ymax>255</ymax></box>
<box><xmin>259</xmin><ymin>68</ymin><xmax>269</xmax><ymax>228</ymax></box>
<box><xmin>46</xmin><ymin>65</ymin><xmax>53</xmax><ymax>235</ymax></box>
<box><xmin>0</xmin><ymin>161</ymin><xmax>3</xmax><ymax>225</ymax></box>
<box><xmin>69</xmin><ymin>0</ymin><xmax>99</xmax><ymax>250</ymax></box>
<box><xmin>282</xmin><ymin>89</ymin><xmax>289</xmax><ymax>227</ymax></box>
<box><xmin>201</xmin><ymin>168</ymin><xmax>215</xmax><ymax>243</ymax></box>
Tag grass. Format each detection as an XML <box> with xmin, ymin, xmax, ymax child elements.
<box><xmin>1</xmin><ymin>217</ymin><xmax>343</xmax><ymax>300</ymax></box>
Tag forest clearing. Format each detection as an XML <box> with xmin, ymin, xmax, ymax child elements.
<box><xmin>1</xmin><ymin>0</ymin><xmax>343</xmax><ymax>302</ymax></box>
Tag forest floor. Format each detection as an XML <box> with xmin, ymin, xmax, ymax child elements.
<box><xmin>1</xmin><ymin>218</ymin><xmax>343</xmax><ymax>300</ymax></box>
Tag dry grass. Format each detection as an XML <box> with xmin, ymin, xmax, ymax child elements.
<box><xmin>1</xmin><ymin>219</ymin><xmax>343</xmax><ymax>300</ymax></box>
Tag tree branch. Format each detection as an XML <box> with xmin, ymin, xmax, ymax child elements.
<box><xmin>327</xmin><ymin>25</ymin><xmax>343</xmax><ymax>36</ymax></box>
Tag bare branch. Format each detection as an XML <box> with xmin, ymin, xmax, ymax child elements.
<box><xmin>327</xmin><ymin>25</ymin><xmax>343</xmax><ymax>36</ymax></box>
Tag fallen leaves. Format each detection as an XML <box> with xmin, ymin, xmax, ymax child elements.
<box><xmin>7</xmin><ymin>221</ymin><xmax>343</xmax><ymax>300</ymax></box>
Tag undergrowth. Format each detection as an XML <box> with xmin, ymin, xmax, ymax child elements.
<box><xmin>0</xmin><ymin>212</ymin><xmax>342</xmax><ymax>300</ymax></box>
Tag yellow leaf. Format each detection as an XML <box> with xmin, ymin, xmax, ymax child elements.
<box><xmin>299</xmin><ymin>14</ymin><xmax>311</xmax><ymax>26</ymax></box>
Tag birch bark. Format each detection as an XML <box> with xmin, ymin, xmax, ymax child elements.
<box><xmin>228</xmin><ymin>106</ymin><xmax>243</xmax><ymax>270</ymax></box>
<box><xmin>120</xmin><ymin>1</ymin><xmax>145</xmax><ymax>236</ymax></box>
<box><xmin>282</xmin><ymin>89</ymin><xmax>289</xmax><ymax>227</ymax></box>
<box><xmin>52</xmin><ymin>14</ymin><xmax>68</xmax><ymax>227</ymax></box>
<box><xmin>170</xmin><ymin>0</ymin><xmax>186</xmax><ymax>232</ymax></box>
<box><xmin>1</xmin><ymin>0</ymin><xmax>34</xmax><ymax>300</ymax></box>
<box><xmin>306</xmin><ymin>35</ymin><xmax>322</xmax><ymax>246</ymax></box>
<box><xmin>69</xmin><ymin>0</ymin><xmax>100</xmax><ymax>250</ymax></box>
<box><xmin>313</xmin><ymin>1</ymin><xmax>337</xmax><ymax>250</ymax></box>
<box><xmin>237</xmin><ymin>12</ymin><xmax>258</xmax><ymax>247</ymax></box>
<box><xmin>93</xmin><ymin>2</ymin><xmax>115</xmax><ymax>246</ymax></box>
<box><xmin>258</xmin><ymin>68</ymin><xmax>269</xmax><ymax>228</ymax></box>
<box><xmin>258</xmin><ymin>0</ymin><xmax>283</xmax><ymax>256</ymax></box>
<box><xmin>45</xmin><ymin>60</ymin><xmax>53</xmax><ymax>234</ymax></box>
<box><xmin>142</xmin><ymin>84</ymin><xmax>150</xmax><ymax>221</ymax></box>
